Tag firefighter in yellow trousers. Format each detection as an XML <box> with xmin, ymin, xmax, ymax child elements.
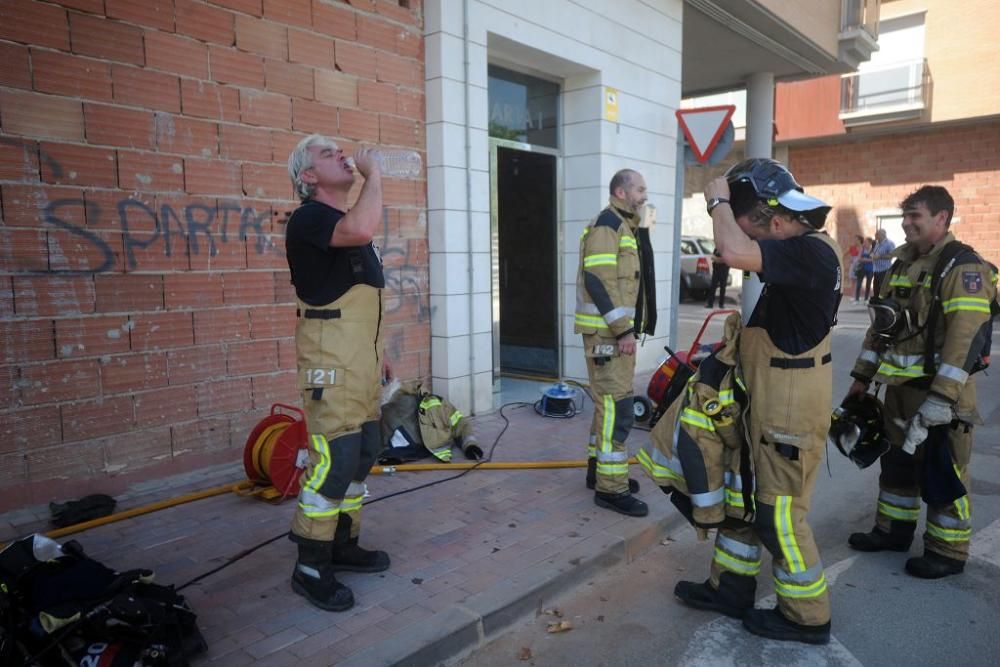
<box><xmin>673</xmin><ymin>159</ymin><xmax>841</xmax><ymax>645</ymax></box>
<box><xmin>574</xmin><ymin>169</ymin><xmax>657</xmax><ymax>517</ymax></box>
<box><xmin>284</xmin><ymin>135</ymin><xmax>391</xmax><ymax>612</ymax></box>
<box><xmin>844</xmin><ymin>186</ymin><xmax>997</xmax><ymax>579</ymax></box>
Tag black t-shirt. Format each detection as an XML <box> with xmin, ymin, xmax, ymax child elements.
<box><xmin>749</xmin><ymin>232</ymin><xmax>841</xmax><ymax>354</ymax></box>
<box><xmin>284</xmin><ymin>200</ymin><xmax>385</xmax><ymax>306</ymax></box>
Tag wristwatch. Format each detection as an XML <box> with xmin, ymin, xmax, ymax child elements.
<box><xmin>706</xmin><ymin>197</ymin><xmax>730</xmax><ymax>215</ymax></box>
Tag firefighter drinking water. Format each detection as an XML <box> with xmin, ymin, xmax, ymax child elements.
<box><xmin>284</xmin><ymin>135</ymin><xmax>392</xmax><ymax>612</ymax></box>
<box><xmin>667</xmin><ymin>158</ymin><xmax>841</xmax><ymax>644</ymax></box>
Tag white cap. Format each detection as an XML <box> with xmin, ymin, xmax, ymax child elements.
<box><xmin>776</xmin><ymin>188</ymin><xmax>830</xmax><ymax>213</ymax></box>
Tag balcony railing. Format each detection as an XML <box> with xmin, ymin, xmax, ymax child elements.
<box><xmin>838</xmin><ymin>0</ymin><xmax>880</xmax><ymax>67</ymax></box>
<box><xmin>841</xmin><ymin>0</ymin><xmax>880</xmax><ymax>39</ymax></box>
<box><xmin>840</xmin><ymin>58</ymin><xmax>930</xmax><ymax>125</ymax></box>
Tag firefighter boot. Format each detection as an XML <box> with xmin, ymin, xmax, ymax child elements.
<box><xmin>674</xmin><ymin>572</ymin><xmax>756</xmax><ymax>619</ymax></box>
<box><xmin>743</xmin><ymin>608</ymin><xmax>831</xmax><ymax>645</ymax></box>
<box><xmin>291</xmin><ymin>539</ymin><xmax>355</xmax><ymax>611</ymax></box>
<box><xmin>594</xmin><ymin>491</ymin><xmax>648</xmax><ymax>517</ymax></box>
<box><xmin>330</xmin><ymin>515</ymin><xmax>390</xmax><ymax>573</ymax></box>
<box><xmin>585</xmin><ymin>458</ymin><xmax>639</xmax><ymax>493</ymax></box>
<box><xmin>905</xmin><ymin>551</ymin><xmax>965</xmax><ymax>579</ymax></box>
<box><xmin>848</xmin><ymin>522</ymin><xmax>913</xmax><ymax>552</ymax></box>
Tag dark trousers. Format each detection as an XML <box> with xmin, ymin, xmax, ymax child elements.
<box><xmin>854</xmin><ymin>272</ymin><xmax>873</xmax><ymax>301</ymax></box>
<box><xmin>706</xmin><ymin>264</ymin><xmax>730</xmax><ymax>308</ymax></box>
<box><xmin>873</xmin><ymin>270</ymin><xmax>889</xmax><ymax>297</ymax></box>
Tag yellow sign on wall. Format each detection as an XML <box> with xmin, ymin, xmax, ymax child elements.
<box><xmin>604</xmin><ymin>87</ymin><xmax>619</xmax><ymax>122</ymax></box>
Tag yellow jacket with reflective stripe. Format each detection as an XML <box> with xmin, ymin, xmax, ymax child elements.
<box><xmin>574</xmin><ymin>197</ymin><xmax>641</xmax><ymax>348</ymax></box>
<box><xmin>639</xmin><ymin>313</ymin><xmax>748</xmax><ymax>527</ymax></box>
<box><xmin>851</xmin><ymin>233</ymin><xmax>997</xmax><ymax>404</ymax></box>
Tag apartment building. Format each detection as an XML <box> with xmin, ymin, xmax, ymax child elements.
<box><xmin>775</xmin><ymin>0</ymin><xmax>1000</xmax><ymax>264</ymax></box>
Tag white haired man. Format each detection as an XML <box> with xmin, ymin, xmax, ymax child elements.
<box><xmin>284</xmin><ymin>135</ymin><xmax>390</xmax><ymax>611</ymax></box>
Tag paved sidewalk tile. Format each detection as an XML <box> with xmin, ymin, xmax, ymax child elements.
<box><xmin>1</xmin><ymin>375</ymin><xmax>679</xmax><ymax>663</ymax></box>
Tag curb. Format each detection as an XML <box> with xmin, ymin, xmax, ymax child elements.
<box><xmin>338</xmin><ymin>509</ymin><xmax>686</xmax><ymax>667</ymax></box>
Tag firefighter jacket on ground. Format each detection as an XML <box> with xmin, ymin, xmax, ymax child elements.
<box><xmin>849</xmin><ymin>233</ymin><xmax>997</xmax><ymax>562</ymax></box>
<box><xmin>378</xmin><ymin>380</ymin><xmax>477</xmax><ymax>462</ymax></box>
<box><xmin>638</xmin><ymin>312</ymin><xmax>749</xmax><ymax>528</ymax></box>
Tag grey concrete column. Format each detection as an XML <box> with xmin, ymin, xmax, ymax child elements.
<box><xmin>741</xmin><ymin>71</ymin><xmax>774</xmax><ymax>321</ymax></box>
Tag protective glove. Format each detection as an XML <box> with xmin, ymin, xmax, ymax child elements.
<box><xmin>897</xmin><ymin>394</ymin><xmax>954</xmax><ymax>455</ymax></box>
<box><xmin>463</xmin><ymin>441</ymin><xmax>484</xmax><ymax>461</ymax></box>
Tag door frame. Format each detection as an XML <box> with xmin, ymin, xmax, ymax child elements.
<box><xmin>489</xmin><ymin>137</ymin><xmax>563</xmax><ymax>384</ymax></box>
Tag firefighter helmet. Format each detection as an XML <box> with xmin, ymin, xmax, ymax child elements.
<box><xmin>724</xmin><ymin>158</ymin><xmax>831</xmax><ymax>228</ymax></box>
<box><xmin>827</xmin><ymin>393</ymin><xmax>891</xmax><ymax>469</ymax></box>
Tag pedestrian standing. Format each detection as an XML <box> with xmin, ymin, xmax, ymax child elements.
<box><xmin>855</xmin><ymin>237</ymin><xmax>874</xmax><ymax>302</ymax></box>
<box><xmin>705</xmin><ymin>250</ymin><xmax>730</xmax><ymax>308</ymax></box>
<box><xmin>871</xmin><ymin>228</ymin><xmax>896</xmax><ymax>296</ymax></box>
<box><xmin>844</xmin><ymin>235</ymin><xmax>862</xmax><ymax>298</ymax></box>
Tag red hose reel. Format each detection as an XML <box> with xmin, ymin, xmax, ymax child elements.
<box><xmin>242</xmin><ymin>404</ymin><xmax>309</xmax><ymax>500</ymax></box>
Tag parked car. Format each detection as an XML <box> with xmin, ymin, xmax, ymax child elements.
<box><xmin>679</xmin><ymin>236</ymin><xmax>731</xmax><ymax>302</ymax></box>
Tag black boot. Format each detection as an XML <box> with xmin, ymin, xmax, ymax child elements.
<box><xmin>848</xmin><ymin>523</ymin><xmax>913</xmax><ymax>552</ymax></box>
<box><xmin>331</xmin><ymin>516</ymin><xmax>390</xmax><ymax>573</ymax></box>
<box><xmin>586</xmin><ymin>458</ymin><xmax>639</xmax><ymax>493</ymax></box>
<box><xmin>674</xmin><ymin>573</ymin><xmax>755</xmax><ymax>619</ymax></box>
<box><xmin>594</xmin><ymin>491</ymin><xmax>648</xmax><ymax>517</ymax></box>
<box><xmin>905</xmin><ymin>551</ymin><xmax>965</xmax><ymax>579</ymax></box>
<box><xmin>743</xmin><ymin>608</ymin><xmax>830</xmax><ymax>645</ymax></box>
<box><xmin>290</xmin><ymin>538</ymin><xmax>355</xmax><ymax>611</ymax></box>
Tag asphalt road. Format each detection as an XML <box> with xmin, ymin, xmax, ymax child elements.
<box><xmin>459</xmin><ymin>301</ymin><xmax>1000</xmax><ymax>667</ymax></box>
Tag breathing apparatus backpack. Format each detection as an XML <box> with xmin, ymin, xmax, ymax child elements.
<box><xmin>870</xmin><ymin>241</ymin><xmax>998</xmax><ymax>374</ymax></box>
<box><xmin>0</xmin><ymin>534</ymin><xmax>206</xmax><ymax>667</ymax></box>
<box><xmin>921</xmin><ymin>241</ymin><xmax>999</xmax><ymax>375</ymax></box>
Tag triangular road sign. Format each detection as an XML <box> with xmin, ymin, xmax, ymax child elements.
<box><xmin>676</xmin><ymin>105</ymin><xmax>736</xmax><ymax>164</ymax></box>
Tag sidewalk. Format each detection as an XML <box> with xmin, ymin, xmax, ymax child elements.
<box><xmin>4</xmin><ymin>383</ymin><xmax>682</xmax><ymax>666</ymax></box>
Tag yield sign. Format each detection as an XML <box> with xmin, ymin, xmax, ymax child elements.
<box><xmin>675</xmin><ymin>105</ymin><xmax>736</xmax><ymax>164</ymax></box>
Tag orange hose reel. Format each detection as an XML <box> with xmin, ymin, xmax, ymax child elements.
<box><xmin>242</xmin><ymin>403</ymin><xmax>309</xmax><ymax>500</ymax></box>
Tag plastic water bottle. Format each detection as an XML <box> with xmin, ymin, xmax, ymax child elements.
<box><xmin>347</xmin><ymin>150</ymin><xmax>422</xmax><ymax>177</ymax></box>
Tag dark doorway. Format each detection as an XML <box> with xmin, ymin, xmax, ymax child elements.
<box><xmin>496</xmin><ymin>146</ymin><xmax>558</xmax><ymax>377</ymax></box>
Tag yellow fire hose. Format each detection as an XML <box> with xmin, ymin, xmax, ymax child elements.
<box><xmin>10</xmin><ymin>457</ymin><xmax>638</xmax><ymax>545</ymax></box>
<box><xmin>370</xmin><ymin>459</ymin><xmax>637</xmax><ymax>473</ymax></box>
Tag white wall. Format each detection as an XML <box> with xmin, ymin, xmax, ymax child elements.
<box><xmin>425</xmin><ymin>0</ymin><xmax>683</xmax><ymax>414</ymax></box>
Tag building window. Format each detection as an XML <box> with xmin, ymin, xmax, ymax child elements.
<box><xmin>840</xmin><ymin>12</ymin><xmax>929</xmax><ymax>124</ymax></box>
<box><xmin>487</xmin><ymin>66</ymin><xmax>559</xmax><ymax>148</ymax></box>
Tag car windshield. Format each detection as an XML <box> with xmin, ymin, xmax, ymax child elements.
<box><xmin>697</xmin><ymin>238</ymin><xmax>716</xmax><ymax>255</ymax></box>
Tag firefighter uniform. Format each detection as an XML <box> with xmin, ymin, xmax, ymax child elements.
<box><xmin>850</xmin><ymin>232</ymin><xmax>996</xmax><ymax>563</ymax></box>
<box><xmin>285</xmin><ymin>200</ymin><xmax>386</xmax><ymax>546</ymax></box>
<box><xmin>673</xmin><ymin>230</ymin><xmax>842</xmax><ymax>630</ymax></box>
<box><xmin>574</xmin><ymin>196</ymin><xmax>651</xmax><ymax>495</ymax></box>
<box><xmin>638</xmin><ymin>312</ymin><xmax>748</xmax><ymax>530</ymax></box>
<box><xmin>379</xmin><ymin>380</ymin><xmax>478</xmax><ymax>462</ymax></box>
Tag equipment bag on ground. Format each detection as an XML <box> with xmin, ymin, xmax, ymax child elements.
<box><xmin>0</xmin><ymin>534</ymin><xmax>206</xmax><ymax>666</ymax></box>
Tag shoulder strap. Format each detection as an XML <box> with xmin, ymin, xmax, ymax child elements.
<box><xmin>923</xmin><ymin>241</ymin><xmax>977</xmax><ymax>374</ymax></box>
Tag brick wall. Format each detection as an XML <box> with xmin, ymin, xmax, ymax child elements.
<box><xmin>788</xmin><ymin>120</ymin><xmax>1000</xmax><ymax>266</ymax></box>
<box><xmin>0</xmin><ymin>0</ymin><xmax>428</xmax><ymax>511</ymax></box>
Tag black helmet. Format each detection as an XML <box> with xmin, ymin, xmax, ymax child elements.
<box><xmin>724</xmin><ymin>158</ymin><xmax>831</xmax><ymax>228</ymax></box>
<box><xmin>827</xmin><ymin>393</ymin><xmax>891</xmax><ymax>469</ymax></box>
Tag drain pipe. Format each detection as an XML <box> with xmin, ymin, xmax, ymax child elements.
<box><xmin>463</xmin><ymin>0</ymin><xmax>476</xmax><ymax>415</ymax></box>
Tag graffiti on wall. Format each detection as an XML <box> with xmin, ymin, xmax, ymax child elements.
<box><xmin>44</xmin><ymin>197</ymin><xmax>273</xmax><ymax>272</ymax></box>
<box><xmin>3</xmin><ymin>140</ymin><xmax>433</xmax><ymax>321</ymax></box>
